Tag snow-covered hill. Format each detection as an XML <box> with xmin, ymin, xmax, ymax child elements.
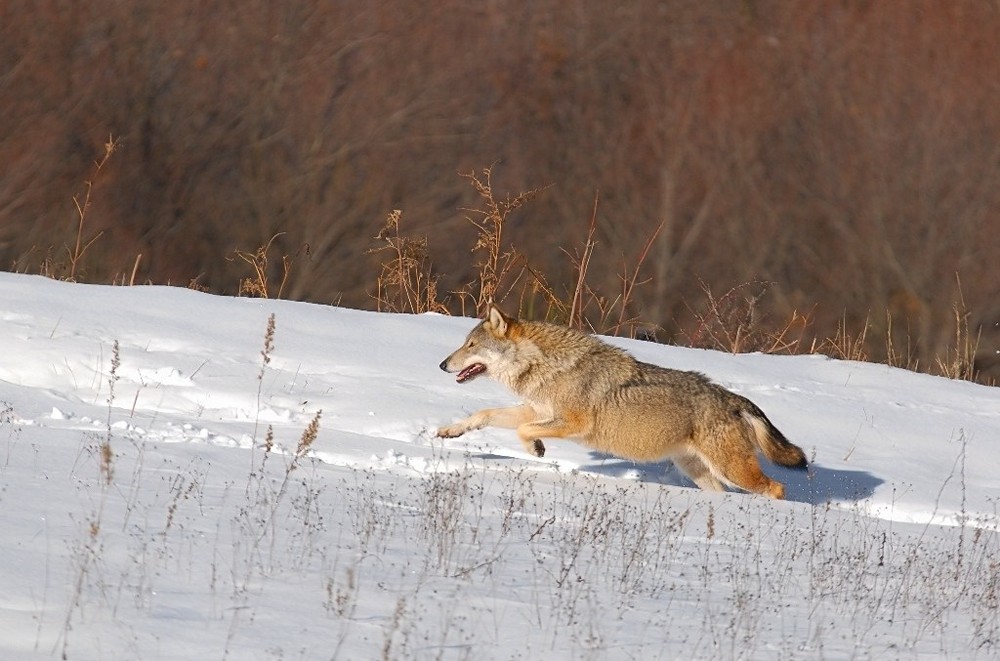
<box><xmin>1</xmin><ymin>273</ymin><xmax>997</xmax><ymax>659</ymax></box>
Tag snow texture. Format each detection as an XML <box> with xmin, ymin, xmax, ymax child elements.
<box><xmin>0</xmin><ymin>273</ymin><xmax>997</xmax><ymax>659</ymax></box>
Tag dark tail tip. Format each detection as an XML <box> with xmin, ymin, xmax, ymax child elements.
<box><xmin>786</xmin><ymin>453</ymin><xmax>809</xmax><ymax>470</ymax></box>
<box><xmin>775</xmin><ymin>434</ymin><xmax>809</xmax><ymax>470</ymax></box>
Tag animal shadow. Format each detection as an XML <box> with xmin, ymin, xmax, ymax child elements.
<box><xmin>579</xmin><ymin>453</ymin><xmax>883</xmax><ymax>505</ymax></box>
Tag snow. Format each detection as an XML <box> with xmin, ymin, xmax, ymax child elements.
<box><xmin>0</xmin><ymin>272</ymin><xmax>998</xmax><ymax>659</ymax></box>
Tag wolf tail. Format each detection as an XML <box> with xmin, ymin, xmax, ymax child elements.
<box><xmin>737</xmin><ymin>398</ymin><xmax>808</xmax><ymax>469</ymax></box>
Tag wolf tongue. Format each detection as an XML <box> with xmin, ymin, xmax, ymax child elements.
<box><xmin>456</xmin><ymin>363</ymin><xmax>486</xmax><ymax>383</ymax></box>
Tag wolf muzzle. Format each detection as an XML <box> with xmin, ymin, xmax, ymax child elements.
<box><xmin>439</xmin><ymin>356</ymin><xmax>486</xmax><ymax>382</ymax></box>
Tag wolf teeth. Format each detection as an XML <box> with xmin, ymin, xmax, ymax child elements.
<box><xmin>456</xmin><ymin>363</ymin><xmax>486</xmax><ymax>383</ymax></box>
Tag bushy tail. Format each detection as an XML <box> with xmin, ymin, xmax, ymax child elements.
<box><xmin>738</xmin><ymin>398</ymin><xmax>807</xmax><ymax>469</ymax></box>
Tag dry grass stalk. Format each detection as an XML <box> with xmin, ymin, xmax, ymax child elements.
<box><xmin>369</xmin><ymin>210</ymin><xmax>449</xmax><ymax>314</ymax></box>
<box><xmin>102</xmin><ymin>340</ymin><xmax>121</xmax><ymax>485</ymax></box>
<box><xmin>250</xmin><ymin>314</ymin><xmax>277</xmax><ymax>455</ymax></box>
<box><xmin>295</xmin><ymin>410</ymin><xmax>322</xmax><ymax>461</ymax></box>
<box><xmin>555</xmin><ymin>198</ymin><xmax>664</xmax><ymax>338</ymax></box>
<box><xmin>233</xmin><ymin>233</ymin><xmax>302</xmax><ymax>298</ymax></box>
<box><xmin>819</xmin><ymin>314</ymin><xmax>870</xmax><ymax>362</ymax></box>
<box><xmin>459</xmin><ymin>166</ymin><xmax>546</xmax><ymax>316</ymax></box>
<box><xmin>936</xmin><ymin>280</ymin><xmax>981</xmax><ymax>381</ymax></box>
<box><xmin>260</xmin><ymin>314</ymin><xmax>276</xmax><ymax>375</ymax></box>
<box><xmin>591</xmin><ymin>217</ymin><xmax>665</xmax><ymax>338</ymax></box>
<box><xmin>66</xmin><ymin>135</ymin><xmax>119</xmax><ymax>281</ymax></box>
<box><xmin>99</xmin><ymin>440</ymin><xmax>114</xmax><ymax>486</ymax></box>
<box><xmin>883</xmin><ymin>311</ymin><xmax>916</xmax><ymax>371</ymax></box>
<box><xmin>565</xmin><ymin>194</ymin><xmax>599</xmax><ymax>331</ymax></box>
<box><xmin>683</xmin><ymin>280</ymin><xmax>808</xmax><ymax>354</ymax></box>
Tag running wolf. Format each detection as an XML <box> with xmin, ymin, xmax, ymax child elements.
<box><xmin>437</xmin><ymin>306</ymin><xmax>807</xmax><ymax>499</ymax></box>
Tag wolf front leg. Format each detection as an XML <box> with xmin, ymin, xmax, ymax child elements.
<box><xmin>436</xmin><ymin>404</ymin><xmax>540</xmax><ymax>439</ymax></box>
<box><xmin>515</xmin><ymin>412</ymin><xmax>588</xmax><ymax>459</ymax></box>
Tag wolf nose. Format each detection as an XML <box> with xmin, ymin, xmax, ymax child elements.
<box><xmin>438</xmin><ymin>359</ymin><xmax>449</xmax><ymax>372</ymax></box>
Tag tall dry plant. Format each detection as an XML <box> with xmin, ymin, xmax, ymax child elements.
<box><xmin>459</xmin><ymin>166</ymin><xmax>546</xmax><ymax>317</ymax></box>
<box><xmin>368</xmin><ymin>210</ymin><xmax>448</xmax><ymax>314</ymax></box>
<box><xmin>65</xmin><ymin>135</ymin><xmax>119</xmax><ymax>281</ymax></box>
<box><xmin>936</xmin><ymin>282</ymin><xmax>981</xmax><ymax>382</ymax></box>
<box><xmin>251</xmin><ymin>313</ymin><xmax>276</xmax><ymax>457</ymax></box>
<box><xmin>232</xmin><ymin>233</ymin><xmax>306</xmax><ymax>299</ymax></box>
<box><xmin>820</xmin><ymin>314</ymin><xmax>871</xmax><ymax>364</ymax></box>
<box><xmin>682</xmin><ymin>281</ymin><xmax>811</xmax><ymax>355</ymax></box>
<box><xmin>557</xmin><ymin>195</ymin><xmax>665</xmax><ymax>337</ymax></box>
<box><xmin>373</xmin><ymin>169</ymin><xmax>664</xmax><ymax>339</ymax></box>
<box><xmin>60</xmin><ymin>336</ymin><xmax>121</xmax><ymax>659</ymax></box>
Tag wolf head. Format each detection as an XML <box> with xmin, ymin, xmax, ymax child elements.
<box><xmin>439</xmin><ymin>305</ymin><xmax>517</xmax><ymax>384</ymax></box>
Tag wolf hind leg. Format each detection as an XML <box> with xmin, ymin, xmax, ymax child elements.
<box><xmin>672</xmin><ymin>455</ymin><xmax>725</xmax><ymax>492</ymax></box>
<box><xmin>698</xmin><ymin>443</ymin><xmax>786</xmax><ymax>499</ymax></box>
<box><xmin>725</xmin><ymin>459</ymin><xmax>786</xmax><ymax>499</ymax></box>
<box><xmin>680</xmin><ymin>422</ymin><xmax>787</xmax><ymax>499</ymax></box>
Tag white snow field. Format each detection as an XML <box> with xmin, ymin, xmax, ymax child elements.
<box><xmin>0</xmin><ymin>272</ymin><xmax>997</xmax><ymax>660</ymax></box>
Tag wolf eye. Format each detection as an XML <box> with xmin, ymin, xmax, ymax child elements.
<box><xmin>467</xmin><ymin>339</ymin><xmax>477</xmax><ymax>348</ymax></box>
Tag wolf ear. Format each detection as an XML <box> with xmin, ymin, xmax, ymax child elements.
<box><xmin>486</xmin><ymin>304</ymin><xmax>512</xmax><ymax>336</ymax></box>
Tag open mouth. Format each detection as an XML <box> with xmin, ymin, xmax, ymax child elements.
<box><xmin>456</xmin><ymin>363</ymin><xmax>486</xmax><ymax>383</ymax></box>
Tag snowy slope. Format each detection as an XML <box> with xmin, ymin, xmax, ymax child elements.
<box><xmin>0</xmin><ymin>273</ymin><xmax>998</xmax><ymax>659</ymax></box>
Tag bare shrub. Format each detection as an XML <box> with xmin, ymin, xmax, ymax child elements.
<box><xmin>368</xmin><ymin>210</ymin><xmax>448</xmax><ymax>314</ymax></box>
<box><xmin>682</xmin><ymin>280</ymin><xmax>811</xmax><ymax>355</ymax></box>
<box><xmin>232</xmin><ymin>233</ymin><xmax>306</xmax><ymax>299</ymax></box>
<box><xmin>935</xmin><ymin>280</ymin><xmax>981</xmax><ymax>382</ymax></box>
<box><xmin>458</xmin><ymin>166</ymin><xmax>546</xmax><ymax>316</ymax></box>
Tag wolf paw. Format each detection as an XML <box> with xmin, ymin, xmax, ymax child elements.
<box><xmin>529</xmin><ymin>439</ymin><xmax>545</xmax><ymax>457</ymax></box>
<box><xmin>435</xmin><ymin>424</ymin><xmax>467</xmax><ymax>438</ymax></box>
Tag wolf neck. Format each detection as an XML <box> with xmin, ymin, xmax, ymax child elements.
<box><xmin>500</xmin><ymin>322</ymin><xmax>635</xmax><ymax>397</ymax></box>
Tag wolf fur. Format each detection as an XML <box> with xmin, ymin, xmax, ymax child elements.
<box><xmin>437</xmin><ymin>305</ymin><xmax>807</xmax><ymax>499</ymax></box>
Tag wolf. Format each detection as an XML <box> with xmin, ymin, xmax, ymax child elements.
<box><xmin>437</xmin><ymin>305</ymin><xmax>807</xmax><ymax>499</ymax></box>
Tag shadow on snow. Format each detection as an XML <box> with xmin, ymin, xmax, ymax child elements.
<box><xmin>463</xmin><ymin>448</ymin><xmax>883</xmax><ymax>505</ymax></box>
<box><xmin>577</xmin><ymin>453</ymin><xmax>883</xmax><ymax>505</ymax></box>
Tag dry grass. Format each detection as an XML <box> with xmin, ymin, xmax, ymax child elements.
<box><xmin>682</xmin><ymin>280</ymin><xmax>812</xmax><ymax>355</ymax></box>
<box><xmin>365</xmin><ymin>166</ymin><xmax>992</xmax><ymax>385</ymax></box>
<box><xmin>370</xmin><ymin>168</ymin><xmax>664</xmax><ymax>340</ymax></box>
<box><xmin>821</xmin><ymin>313</ymin><xmax>871</xmax><ymax>363</ymax></box>
<box><xmin>45</xmin><ymin>408</ymin><xmax>1000</xmax><ymax>658</ymax></box>
<box><xmin>23</xmin><ymin>135</ymin><xmax>120</xmax><ymax>284</ymax></box>
<box><xmin>232</xmin><ymin>233</ymin><xmax>308</xmax><ymax>299</ymax></box>
<box><xmin>935</xmin><ymin>280</ymin><xmax>981</xmax><ymax>382</ymax></box>
<box><xmin>554</xmin><ymin>195</ymin><xmax>665</xmax><ymax>337</ymax></box>
<box><xmin>66</xmin><ymin>135</ymin><xmax>119</xmax><ymax>282</ymax></box>
<box><xmin>368</xmin><ymin>210</ymin><xmax>449</xmax><ymax>315</ymax></box>
<box><xmin>458</xmin><ymin>166</ymin><xmax>547</xmax><ymax>317</ymax></box>
<box><xmin>8</xmin><ymin>125</ymin><xmax>994</xmax><ymax>386</ymax></box>
<box><xmin>60</xmin><ymin>336</ymin><xmax>122</xmax><ymax>659</ymax></box>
